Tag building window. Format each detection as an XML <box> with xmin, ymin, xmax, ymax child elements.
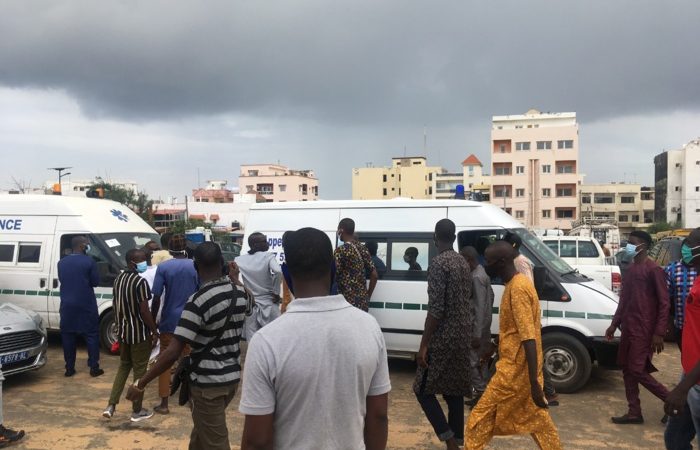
<box><xmin>641</xmin><ymin>192</ymin><xmax>653</xmax><ymax>200</ymax></box>
<box><xmin>632</xmin><ymin>214</ymin><xmax>640</xmax><ymax>222</ymax></box>
<box><xmin>246</xmin><ymin>185</ymin><xmax>254</xmax><ymax>191</ymax></box>
<box><xmin>620</xmin><ymin>195</ymin><xmax>635</xmax><ymax>203</ymax></box>
<box><xmin>675</xmin><ymin>186</ymin><xmax>681</xmax><ymax>192</ymax></box>
<box><xmin>279</xmin><ymin>184</ymin><xmax>287</xmax><ymax>192</ymax></box>
<box><xmin>696</xmin><ymin>186</ymin><xmax>699</xmax><ymax>192</ymax></box>
<box><xmin>468</xmin><ymin>166</ymin><xmax>474</xmax><ymax>175</ymax></box>
<box><xmin>536</xmin><ymin>141</ymin><xmax>552</xmax><ymax>150</ymax></box>
<box><xmin>515</xmin><ymin>125</ymin><xmax>523</xmax><ymax>129</ymax></box>
<box><xmin>516</xmin><ymin>166</ymin><xmax>525</xmax><ymax>174</ymax></box>
<box><xmin>556</xmin><ymin>187</ymin><xmax>573</xmax><ymax>197</ymax></box>
<box><xmin>556</xmin><ymin>209</ymin><xmax>575</xmax><ymax>219</ymax></box>
<box><xmin>618</xmin><ymin>214</ymin><xmax>628</xmax><ymax>222</ymax></box>
<box><xmin>516</xmin><ymin>188</ymin><xmax>525</xmax><ymax>197</ymax></box>
<box><xmin>556</xmin><ymin>164</ymin><xmax>574</xmax><ymax>174</ymax></box>
<box><xmin>257</xmin><ymin>184</ymin><xmax>274</xmax><ymax>195</ymax></box>
<box><xmin>515</xmin><ymin>210</ymin><xmax>525</xmax><ymax>219</ymax></box>
<box><xmin>542</xmin><ymin>165</ymin><xmax>551</xmax><ymax>173</ymax></box>
<box><xmin>382</xmin><ymin>188</ymin><xmax>387</xmax><ymax>196</ymax></box>
<box><xmin>515</xmin><ymin>142</ymin><xmax>531</xmax><ymax>151</ymax></box>
<box><xmin>247</xmin><ymin>170</ymin><xmax>259</xmax><ymax>176</ymax></box>
<box><xmin>557</xmin><ymin>140</ymin><xmax>574</xmax><ymax>149</ymax></box>
<box><xmin>542</xmin><ymin>188</ymin><xmax>551</xmax><ymax>197</ymax></box>
<box><xmin>500</xmin><ymin>144</ymin><xmax>506</xmax><ymax>153</ymax></box>
<box><xmin>542</xmin><ymin>210</ymin><xmax>551</xmax><ymax>218</ymax></box>
<box><xmin>494</xmin><ymin>165</ymin><xmax>511</xmax><ymax>175</ymax></box>
<box><xmin>594</xmin><ymin>194</ymin><xmax>614</xmax><ymax>203</ymax></box>
<box><xmin>429</xmin><ymin>173</ymin><xmax>433</xmax><ymax>181</ymax></box>
<box><xmin>494</xmin><ymin>186</ymin><xmax>511</xmax><ymax>198</ymax></box>
<box><xmin>382</xmin><ymin>175</ymin><xmax>387</xmax><ymax>182</ymax></box>
<box><xmin>581</xmin><ymin>195</ymin><xmax>591</xmax><ymax>204</ymax></box>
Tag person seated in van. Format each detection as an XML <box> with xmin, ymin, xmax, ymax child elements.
<box><xmin>404</xmin><ymin>247</ymin><xmax>422</xmax><ymax>271</ymax></box>
<box><xmin>414</xmin><ymin>219</ymin><xmax>471</xmax><ymax>450</ymax></box>
<box><xmin>57</xmin><ymin>235</ymin><xmax>104</xmax><ymax>378</ymax></box>
<box><xmin>365</xmin><ymin>241</ymin><xmax>386</xmax><ymax>280</ymax></box>
<box><xmin>335</xmin><ymin>218</ymin><xmax>378</xmax><ymax>312</ymax></box>
<box><xmin>459</xmin><ymin>246</ymin><xmax>494</xmax><ymax>407</ymax></box>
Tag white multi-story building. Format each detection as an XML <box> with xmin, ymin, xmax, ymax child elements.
<box><xmin>490</xmin><ymin>109</ymin><xmax>581</xmax><ymax>231</ymax></box>
<box><xmin>654</xmin><ymin>138</ymin><xmax>700</xmax><ymax>228</ymax></box>
<box><xmin>239</xmin><ymin>164</ymin><xmax>319</xmax><ymax>202</ymax></box>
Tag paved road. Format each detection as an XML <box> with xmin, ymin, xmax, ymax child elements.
<box><xmin>3</xmin><ymin>337</ymin><xmax>684</xmax><ymax>449</ymax></box>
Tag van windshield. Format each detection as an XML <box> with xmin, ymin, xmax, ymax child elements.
<box><xmin>511</xmin><ymin>228</ymin><xmax>574</xmax><ymax>275</ymax></box>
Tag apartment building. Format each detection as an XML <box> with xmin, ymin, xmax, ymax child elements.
<box><xmin>578</xmin><ymin>183</ymin><xmax>654</xmax><ymax>235</ymax></box>
<box><xmin>490</xmin><ymin>109</ymin><xmax>581</xmax><ymax>230</ymax></box>
<box><xmin>654</xmin><ymin>138</ymin><xmax>700</xmax><ymax>228</ymax></box>
<box><xmin>433</xmin><ymin>154</ymin><xmax>491</xmax><ymax>200</ymax></box>
<box><xmin>239</xmin><ymin>164</ymin><xmax>319</xmax><ymax>202</ymax></box>
<box><xmin>352</xmin><ymin>157</ymin><xmax>443</xmax><ymax>200</ymax></box>
<box><xmin>191</xmin><ymin>180</ymin><xmax>234</xmax><ymax>203</ymax></box>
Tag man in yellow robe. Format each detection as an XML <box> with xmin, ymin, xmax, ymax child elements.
<box><xmin>466</xmin><ymin>241</ymin><xmax>561</xmax><ymax>450</ymax></box>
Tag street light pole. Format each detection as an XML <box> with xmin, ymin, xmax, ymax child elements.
<box><xmin>48</xmin><ymin>167</ymin><xmax>72</xmax><ymax>195</ymax></box>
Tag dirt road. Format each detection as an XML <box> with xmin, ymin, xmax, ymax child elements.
<box><xmin>3</xmin><ymin>338</ymin><xmax>683</xmax><ymax>449</ymax></box>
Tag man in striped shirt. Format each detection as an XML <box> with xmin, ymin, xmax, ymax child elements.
<box><xmin>102</xmin><ymin>248</ymin><xmax>158</xmax><ymax>422</ymax></box>
<box><xmin>127</xmin><ymin>242</ymin><xmax>249</xmax><ymax>450</ymax></box>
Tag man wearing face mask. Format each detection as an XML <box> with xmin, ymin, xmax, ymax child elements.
<box><xmin>102</xmin><ymin>249</ymin><xmax>158</xmax><ymax>421</ymax></box>
<box><xmin>605</xmin><ymin>230</ymin><xmax>670</xmax><ymax>424</ymax></box>
<box><xmin>664</xmin><ymin>228</ymin><xmax>700</xmax><ymax>448</ymax></box>
<box><xmin>57</xmin><ymin>235</ymin><xmax>103</xmax><ymax>378</ymax></box>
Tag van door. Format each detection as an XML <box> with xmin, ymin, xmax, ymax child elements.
<box><xmin>0</xmin><ymin>235</ymin><xmax>54</xmax><ymax>325</ymax></box>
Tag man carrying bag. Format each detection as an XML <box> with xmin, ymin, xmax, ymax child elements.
<box><xmin>127</xmin><ymin>242</ymin><xmax>249</xmax><ymax>450</ymax></box>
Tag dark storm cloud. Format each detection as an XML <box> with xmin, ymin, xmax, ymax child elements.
<box><xmin>1</xmin><ymin>0</ymin><xmax>699</xmax><ymax>125</ymax></box>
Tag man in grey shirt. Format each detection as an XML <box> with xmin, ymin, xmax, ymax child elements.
<box><xmin>460</xmin><ymin>246</ymin><xmax>494</xmax><ymax>403</ymax></box>
<box><xmin>234</xmin><ymin>232</ymin><xmax>283</xmax><ymax>339</ymax></box>
<box><xmin>240</xmin><ymin>227</ymin><xmax>391</xmax><ymax>450</ymax></box>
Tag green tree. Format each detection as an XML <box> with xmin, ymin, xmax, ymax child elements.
<box><xmin>89</xmin><ymin>179</ymin><xmax>154</xmax><ymax>224</ymax></box>
<box><xmin>168</xmin><ymin>218</ymin><xmax>207</xmax><ymax>235</ymax></box>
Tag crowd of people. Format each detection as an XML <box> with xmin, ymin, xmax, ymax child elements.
<box><xmin>2</xmin><ymin>219</ymin><xmax>700</xmax><ymax>449</ymax></box>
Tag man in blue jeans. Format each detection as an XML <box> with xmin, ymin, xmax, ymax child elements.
<box><xmin>665</xmin><ymin>228</ymin><xmax>700</xmax><ymax>449</ymax></box>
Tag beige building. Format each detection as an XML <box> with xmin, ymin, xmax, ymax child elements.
<box><xmin>490</xmin><ymin>109</ymin><xmax>581</xmax><ymax>230</ymax></box>
<box><xmin>433</xmin><ymin>154</ymin><xmax>491</xmax><ymax>201</ymax></box>
<box><xmin>239</xmin><ymin>164</ymin><xmax>319</xmax><ymax>202</ymax></box>
<box><xmin>578</xmin><ymin>182</ymin><xmax>654</xmax><ymax>235</ymax></box>
<box><xmin>352</xmin><ymin>157</ymin><xmax>443</xmax><ymax>200</ymax></box>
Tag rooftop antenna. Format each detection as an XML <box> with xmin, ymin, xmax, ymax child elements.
<box><xmin>403</xmin><ymin>145</ymin><xmax>407</xmax><ymax>157</ymax></box>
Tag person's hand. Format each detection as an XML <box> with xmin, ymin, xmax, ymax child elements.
<box><xmin>471</xmin><ymin>338</ymin><xmax>481</xmax><ymax>349</ymax></box>
<box><xmin>416</xmin><ymin>346</ymin><xmax>428</xmax><ymax>368</ymax></box>
<box><xmin>530</xmin><ymin>382</ymin><xmax>548</xmax><ymax>408</ymax></box>
<box><xmin>480</xmin><ymin>341</ymin><xmax>496</xmax><ymax>365</ymax></box>
<box><xmin>605</xmin><ymin>325</ymin><xmax>616</xmax><ymax>341</ymax></box>
<box><xmin>228</xmin><ymin>261</ymin><xmax>240</xmax><ymax>280</ymax></box>
<box><xmin>652</xmin><ymin>335</ymin><xmax>665</xmax><ymax>354</ymax></box>
<box><xmin>125</xmin><ymin>381</ymin><xmax>145</xmax><ymax>402</ymax></box>
<box><xmin>664</xmin><ymin>385</ymin><xmax>689</xmax><ymax>417</ymax></box>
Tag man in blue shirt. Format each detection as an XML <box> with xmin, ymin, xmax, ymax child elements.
<box><xmin>57</xmin><ymin>236</ymin><xmax>103</xmax><ymax>377</ymax></box>
<box><xmin>151</xmin><ymin>234</ymin><xmax>198</xmax><ymax>414</ymax></box>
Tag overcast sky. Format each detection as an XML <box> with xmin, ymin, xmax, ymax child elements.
<box><xmin>1</xmin><ymin>1</ymin><xmax>699</xmax><ymax>200</ymax></box>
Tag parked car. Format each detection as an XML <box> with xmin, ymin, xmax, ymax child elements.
<box><xmin>649</xmin><ymin>235</ymin><xmax>684</xmax><ymax>268</ymax></box>
<box><xmin>0</xmin><ymin>303</ymin><xmax>48</xmax><ymax>376</ymax></box>
<box><xmin>541</xmin><ymin>236</ymin><xmax>622</xmax><ymax>295</ymax></box>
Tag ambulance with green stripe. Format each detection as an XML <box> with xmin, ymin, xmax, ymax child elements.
<box><xmin>0</xmin><ymin>195</ymin><xmax>159</xmax><ymax>351</ymax></box>
<box><xmin>244</xmin><ymin>199</ymin><xmax>621</xmax><ymax>393</ymax></box>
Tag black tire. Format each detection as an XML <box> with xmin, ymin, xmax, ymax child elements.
<box><xmin>99</xmin><ymin>310</ymin><xmax>118</xmax><ymax>353</ymax></box>
<box><xmin>542</xmin><ymin>332</ymin><xmax>592</xmax><ymax>394</ymax></box>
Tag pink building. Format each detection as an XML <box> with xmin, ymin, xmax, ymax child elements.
<box><xmin>491</xmin><ymin>110</ymin><xmax>581</xmax><ymax>231</ymax></box>
<box><xmin>239</xmin><ymin>164</ymin><xmax>319</xmax><ymax>202</ymax></box>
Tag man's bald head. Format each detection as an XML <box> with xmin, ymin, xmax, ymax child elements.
<box><xmin>483</xmin><ymin>240</ymin><xmax>517</xmax><ymax>280</ymax></box>
<box><xmin>71</xmin><ymin>236</ymin><xmax>88</xmax><ymax>252</ymax></box>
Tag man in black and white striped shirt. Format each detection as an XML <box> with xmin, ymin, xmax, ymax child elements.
<box><xmin>103</xmin><ymin>248</ymin><xmax>158</xmax><ymax>422</ymax></box>
<box><xmin>128</xmin><ymin>242</ymin><xmax>248</xmax><ymax>450</ymax></box>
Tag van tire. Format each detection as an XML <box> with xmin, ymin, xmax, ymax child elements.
<box><xmin>99</xmin><ymin>310</ymin><xmax>118</xmax><ymax>353</ymax></box>
<box><xmin>542</xmin><ymin>332</ymin><xmax>592</xmax><ymax>394</ymax></box>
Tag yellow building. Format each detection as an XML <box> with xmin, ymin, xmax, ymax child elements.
<box><xmin>352</xmin><ymin>157</ymin><xmax>443</xmax><ymax>200</ymax></box>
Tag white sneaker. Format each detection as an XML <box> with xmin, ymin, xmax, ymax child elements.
<box><xmin>102</xmin><ymin>404</ymin><xmax>115</xmax><ymax>419</ymax></box>
<box><xmin>130</xmin><ymin>408</ymin><xmax>154</xmax><ymax>422</ymax></box>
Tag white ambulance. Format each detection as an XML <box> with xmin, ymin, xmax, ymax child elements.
<box><xmin>0</xmin><ymin>195</ymin><xmax>159</xmax><ymax>350</ymax></box>
<box><xmin>243</xmin><ymin>199</ymin><xmax>621</xmax><ymax>393</ymax></box>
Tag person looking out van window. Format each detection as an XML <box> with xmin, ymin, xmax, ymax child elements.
<box><xmin>404</xmin><ymin>247</ymin><xmax>422</xmax><ymax>271</ymax></box>
<box><xmin>57</xmin><ymin>235</ymin><xmax>103</xmax><ymax>378</ymax></box>
<box><xmin>334</xmin><ymin>218</ymin><xmax>377</xmax><ymax>312</ymax></box>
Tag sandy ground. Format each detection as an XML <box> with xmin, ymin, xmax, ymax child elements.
<box><xmin>2</xmin><ymin>336</ymin><xmax>685</xmax><ymax>449</ymax></box>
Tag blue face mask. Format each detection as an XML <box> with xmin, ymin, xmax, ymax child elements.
<box><xmin>682</xmin><ymin>244</ymin><xmax>700</xmax><ymax>265</ymax></box>
<box><xmin>135</xmin><ymin>261</ymin><xmax>148</xmax><ymax>273</ymax></box>
<box><xmin>625</xmin><ymin>242</ymin><xmax>640</xmax><ymax>256</ymax></box>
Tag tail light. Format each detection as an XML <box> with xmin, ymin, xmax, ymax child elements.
<box><xmin>612</xmin><ymin>272</ymin><xmax>622</xmax><ymax>295</ymax></box>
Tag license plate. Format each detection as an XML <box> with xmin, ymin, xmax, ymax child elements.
<box><xmin>0</xmin><ymin>351</ymin><xmax>29</xmax><ymax>365</ymax></box>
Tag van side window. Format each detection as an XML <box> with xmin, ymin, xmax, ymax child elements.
<box><xmin>0</xmin><ymin>243</ymin><xmax>15</xmax><ymax>262</ymax></box>
<box><xmin>544</xmin><ymin>241</ymin><xmax>559</xmax><ymax>255</ymax></box>
<box><xmin>361</xmin><ymin>240</ymin><xmax>387</xmax><ymax>279</ymax></box>
<box><xmin>389</xmin><ymin>242</ymin><xmax>429</xmax><ymax>272</ymax></box>
<box><xmin>457</xmin><ymin>229</ymin><xmax>507</xmax><ymax>265</ymax></box>
<box><xmin>559</xmin><ymin>241</ymin><xmax>577</xmax><ymax>258</ymax></box>
<box><xmin>577</xmin><ymin>241</ymin><xmax>599</xmax><ymax>258</ymax></box>
<box><xmin>18</xmin><ymin>243</ymin><xmax>41</xmax><ymax>263</ymax></box>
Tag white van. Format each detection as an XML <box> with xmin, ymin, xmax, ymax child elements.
<box><xmin>0</xmin><ymin>195</ymin><xmax>159</xmax><ymax>350</ymax></box>
<box><xmin>243</xmin><ymin>199</ymin><xmax>621</xmax><ymax>393</ymax></box>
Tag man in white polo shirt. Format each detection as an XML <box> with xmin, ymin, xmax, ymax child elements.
<box><xmin>239</xmin><ymin>227</ymin><xmax>391</xmax><ymax>450</ymax></box>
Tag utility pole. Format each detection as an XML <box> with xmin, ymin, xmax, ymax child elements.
<box><xmin>48</xmin><ymin>167</ymin><xmax>72</xmax><ymax>195</ymax></box>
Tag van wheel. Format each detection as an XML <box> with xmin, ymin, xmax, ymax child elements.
<box><xmin>99</xmin><ymin>310</ymin><xmax>118</xmax><ymax>353</ymax></box>
<box><xmin>542</xmin><ymin>332</ymin><xmax>592</xmax><ymax>394</ymax></box>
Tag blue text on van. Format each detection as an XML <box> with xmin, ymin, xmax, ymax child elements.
<box><xmin>0</xmin><ymin>219</ymin><xmax>22</xmax><ymax>231</ymax></box>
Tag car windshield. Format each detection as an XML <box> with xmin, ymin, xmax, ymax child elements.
<box><xmin>94</xmin><ymin>232</ymin><xmax>161</xmax><ymax>269</ymax></box>
<box><xmin>511</xmin><ymin>228</ymin><xmax>574</xmax><ymax>275</ymax></box>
